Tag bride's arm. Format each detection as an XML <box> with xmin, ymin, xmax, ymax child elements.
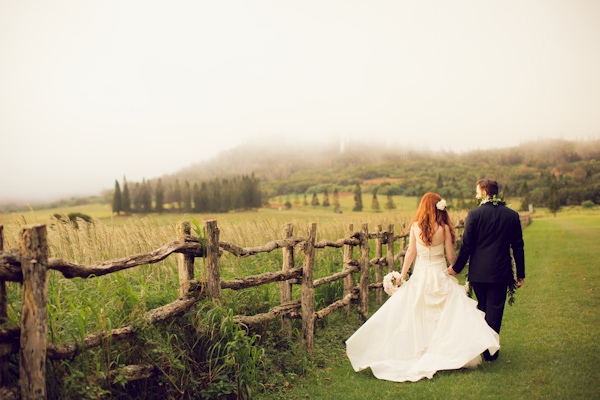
<box><xmin>444</xmin><ymin>224</ymin><xmax>457</xmax><ymax>266</ymax></box>
<box><xmin>445</xmin><ymin>224</ymin><xmax>459</xmax><ymax>275</ymax></box>
<box><xmin>398</xmin><ymin>226</ymin><xmax>417</xmax><ymax>283</ymax></box>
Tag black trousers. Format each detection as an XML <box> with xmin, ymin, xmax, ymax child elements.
<box><xmin>471</xmin><ymin>282</ymin><xmax>508</xmax><ymax>335</ymax></box>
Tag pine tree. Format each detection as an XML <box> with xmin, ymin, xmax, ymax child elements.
<box><xmin>332</xmin><ymin>188</ymin><xmax>340</xmax><ymax>210</ymax></box>
<box><xmin>384</xmin><ymin>193</ymin><xmax>396</xmax><ymax>210</ymax></box>
<box><xmin>520</xmin><ymin>182</ymin><xmax>530</xmax><ymax>211</ymax></box>
<box><xmin>457</xmin><ymin>192</ymin><xmax>465</xmax><ymax>210</ymax></box>
<box><xmin>183</xmin><ymin>181</ymin><xmax>191</xmax><ymax>212</ymax></box>
<box><xmin>311</xmin><ymin>193</ymin><xmax>320</xmax><ymax>207</ymax></box>
<box><xmin>198</xmin><ymin>182</ymin><xmax>210</xmax><ymax>212</ymax></box>
<box><xmin>122</xmin><ymin>177</ymin><xmax>131</xmax><ymax>213</ymax></box>
<box><xmin>443</xmin><ymin>190</ymin><xmax>452</xmax><ymax>204</ymax></box>
<box><xmin>221</xmin><ymin>179</ymin><xmax>231</xmax><ymax>212</ymax></box>
<box><xmin>251</xmin><ymin>173</ymin><xmax>262</xmax><ymax>208</ymax></box>
<box><xmin>211</xmin><ymin>178</ymin><xmax>222</xmax><ymax>212</ymax></box>
<box><xmin>173</xmin><ymin>180</ymin><xmax>182</xmax><ymax>209</ymax></box>
<box><xmin>547</xmin><ymin>178</ymin><xmax>561</xmax><ymax>217</ymax></box>
<box><xmin>133</xmin><ymin>183</ymin><xmax>143</xmax><ymax>211</ymax></box>
<box><xmin>303</xmin><ymin>193</ymin><xmax>308</xmax><ymax>206</ymax></box>
<box><xmin>371</xmin><ymin>188</ymin><xmax>380</xmax><ymax>211</ymax></box>
<box><xmin>231</xmin><ymin>177</ymin><xmax>242</xmax><ymax>210</ymax></box>
<box><xmin>141</xmin><ymin>179</ymin><xmax>152</xmax><ymax>212</ymax></box>
<box><xmin>353</xmin><ymin>184</ymin><xmax>363</xmax><ymax>211</ymax></box>
<box><xmin>112</xmin><ymin>180</ymin><xmax>122</xmax><ymax>214</ymax></box>
<box><xmin>155</xmin><ymin>179</ymin><xmax>165</xmax><ymax>212</ymax></box>
<box><xmin>166</xmin><ymin>184</ymin><xmax>173</xmax><ymax>205</ymax></box>
<box><xmin>322</xmin><ymin>188</ymin><xmax>330</xmax><ymax>207</ymax></box>
<box><xmin>192</xmin><ymin>183</ymin><xmax>200</xmax><ymax>212</ymax></box>
<box><xmin>437</xmin><ymin>173</ymin><xmax>443</xmax><ymax>189</ymax></box>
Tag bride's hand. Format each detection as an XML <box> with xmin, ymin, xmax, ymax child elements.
<box><xmin>396</xmin><ymin>276</ymin><xmax>403</xmax><ymax>286</ymax></box>
<box><xmin>447</xmin><ymin>266</ymin><xmax>458</xmax><ymax>276</ymax></box>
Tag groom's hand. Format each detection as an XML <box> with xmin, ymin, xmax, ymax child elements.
<box><xmin>516</xmin><ymin>278</ymin><xmax>524</xmax><ymax>288</ymax></box>
<box><xmin>447</xmin><ymin>267</ymin><xmax>458</xmax><ymax>276</ymax></box>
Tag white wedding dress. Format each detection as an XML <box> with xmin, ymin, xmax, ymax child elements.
<box><xmin>346</xmin><ymin>243</ymin><xmax>500</xmax><ymax>382</ymax></box>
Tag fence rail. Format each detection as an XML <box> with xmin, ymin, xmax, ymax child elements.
<box><xmin>0</xmin><ymin>212</ymin><xmax>530</xmax><ymax>399</ymax></box>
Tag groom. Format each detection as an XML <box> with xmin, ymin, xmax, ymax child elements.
<box><xmin>448</xmin><ymin>179</ymin><xmax>525</xmax><ymax>361</ymax></box>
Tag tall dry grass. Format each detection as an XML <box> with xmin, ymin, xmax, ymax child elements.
<box><xmin>0</xmin><ymin>210</ymin><xmax>469</xmax><ymax>398</ymax></box>
<box><xmin>1</xmin><ymin>210</ymin><xmax>469</xmax><ymax>333</ymax></box>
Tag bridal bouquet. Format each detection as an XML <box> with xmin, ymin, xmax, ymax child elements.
<box><xmin>383</xmin><ymin>271</ymin><xmax>402</xmax><ymax>296</ymax></box>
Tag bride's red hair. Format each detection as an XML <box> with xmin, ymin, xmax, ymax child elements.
<box><xmin>411</xmin><ymin>193</ymin><xmax>456</xmax><ymax>246</ymax></box>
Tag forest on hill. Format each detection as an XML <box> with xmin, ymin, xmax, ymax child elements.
<box><xmin>3</xmin><ymin>138</ymin><xmax>599</xmax><ymax>214</ymax></box>
<box><xmin>116</xmin><ymin>138</ymin><xmax>599</xmax><ymax>213</ymax></box>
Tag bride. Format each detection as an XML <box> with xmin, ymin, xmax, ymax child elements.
<box><xmin>346</xmin><ymin>193</ymin><xmax>500</xmax><ymax>382</ymax></box>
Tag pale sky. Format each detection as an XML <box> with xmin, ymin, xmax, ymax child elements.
<box><xmin>1</xmin><ymin>0</ymin><xmax>599</xmax><ymax>203</ymax></box>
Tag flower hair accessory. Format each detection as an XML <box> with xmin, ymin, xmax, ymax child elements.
<box><xmin>436</xmin><ymin>199</ymin><xmax>447</xmax><ymax>211</ymax></box>
<box><xmin>383</xmin><ymin>271</ymin><xmax>402</xmax><ymax>296</ymax></box>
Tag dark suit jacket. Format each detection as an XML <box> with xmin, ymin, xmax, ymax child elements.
<box><xmin>453</xmin><ymin>203</ymin><xmax>525</xmax><ymax>283</ymax></box>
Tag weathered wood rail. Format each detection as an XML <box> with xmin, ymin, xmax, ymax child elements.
<box><xmin>0</xmin><ymin>212</ymin><xmax>542</xmax><ymax>399</ymax></box>
<box><xmin>0</xmin><ymin>219</ymin><xmax>419</xmax><ymax>399</ymax></box>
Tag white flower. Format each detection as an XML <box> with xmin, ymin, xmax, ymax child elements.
<box><xmin>436</xmin><ymin>199</ymin><xmax>447</xmax><ymax>211</ymax></box>
<box><xmin>383</xmin><ymin>271</ymin><xmax>403</xmax><ymax>295</ymax></box>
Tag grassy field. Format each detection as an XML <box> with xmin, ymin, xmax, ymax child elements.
<box><xmin>265</xmin><ymin>209</ymin><xmax>600</xmax><ymax>399</ymax></box>
<box><xmin>0</xmin><ymin>195</ymin><xmax>432</xmax><ymax>398</ymax></box>
<box><xmin>0</xmin><ymin>194</ymin><xmax>420</xmax><ymax>228</ymax></box>
<box><xmin>1</xmin><ymin>199</ymin><xmax>594</xmax><ymax>398</ymax></box>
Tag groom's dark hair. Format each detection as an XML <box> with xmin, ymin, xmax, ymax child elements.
<box><xmin>477</xmin><ymin>179</ymin><xmax>499</xmax><ymax>197</ymax></box>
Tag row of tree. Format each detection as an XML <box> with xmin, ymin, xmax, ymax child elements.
<box><xmin>112</xmin><ymin>174</ymin><xmax>262</xmax><ymax>214</ymax></box>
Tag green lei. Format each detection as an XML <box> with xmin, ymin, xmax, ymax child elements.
<box><xmin>478</xmin><ymin>193</ymin><xmax>506</xmax><ymax>206</ymax></box>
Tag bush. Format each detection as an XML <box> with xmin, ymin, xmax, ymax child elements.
<box><xmin>52</xmin><ymin>212</ymin><xmax>93</xmax><ymax>228</ymax></box>
<box><xmin>582</xmin><ymin>200</ymin><xmax>595</xmax><ymax>209</ymax></box>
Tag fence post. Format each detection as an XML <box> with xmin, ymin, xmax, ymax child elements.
<box><xmin>400</xmin><ymin>223</ymin><xmax>407</xmax><ymax>269</ymax></box>
<box><xmin>301</xmin><ymin>223</ymin><xmax>317</xmax><ymax>352</ymax></box>
<box><xmin>19</xmin><ymin>224</ymin><xmax>48</xmax><ymax>400</ymax></box>
<box><xmin>343</xmin><ymin>224</ymin><xmax>354</xmax><ymax>317</ymax></box>
<box><xmin>386</xmin><ymin>224</ymin><xmax>395</xmax><ymax>273</ymax></box>
<box><xmin>177</xmin><ymin>222</ymin><xmax>195</xmax><ymax>298</ymax></box>
<box><xmin>280</xmin><ymin>223</ymin><xmax>294</xmax><ymax>337</ymax></box>
<box><xmin>375</xmin><ymin>225</ymin><xmax>383</xmax><ymax>304</ymax></box>
<box><xmin>359</xmin><ymin>223</ymin><xmax>370</xmax><ymax>319</ymax></box>
<box><xmin>205</xmin><ymin>220</ymin><xmax>222</xmax><ymax>305</ymax></box>
<box><xmin>0</xmin><ymin>225</ymin><xmax>7</xmax><ymax>386</ymax></box>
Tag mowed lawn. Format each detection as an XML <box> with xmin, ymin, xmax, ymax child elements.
<box><xmin>267</xmin><ymin>211</ymin><xmax>600</xmax><ymax>399</ymax></box>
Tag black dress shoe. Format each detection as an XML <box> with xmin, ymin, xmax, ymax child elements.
<box><xmin>483</xmin><ymin>350</ymin><xmax>499</xmax><ymax>362</ymax></box>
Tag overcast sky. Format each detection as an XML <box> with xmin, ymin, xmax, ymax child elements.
<box><xmin>1</xmin><ymin>0</ymin><xmax>599</xmax><ymax>203</ymax></box>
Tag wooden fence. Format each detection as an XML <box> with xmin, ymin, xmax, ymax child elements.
<box><xmin>0</xmin><ymin>212</ymin><xmax>530</xmax><ymax>399</ymax></box>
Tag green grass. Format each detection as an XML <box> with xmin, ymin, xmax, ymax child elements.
<box><xmin>2</xmin><ymin>202</ymin><xmax>594</xmax><ymax>398</ymax></box>
<box><xmin>263</xmin><ymin>211</ymin><xmax>600</xmax><ymax>399</ymax></box>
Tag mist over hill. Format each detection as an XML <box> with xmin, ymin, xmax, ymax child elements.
<box><xmin>2</xmin><ymin>138</ymin><xmax>599</xmax><ymax>213</ymax></box>
<box><xmin>167</xmin><ymin>139</ymin><xmax>432</xmax><ymax>184</ymax></box>
<box><xmin>156</xmin><ymin>137</ymin><xmax>600</xmax><ymax>188</ymax></box>
<box><xmin>133</xmin><ymin>137</ymin><xmax>600</xmax><ymax>212</ymax></box>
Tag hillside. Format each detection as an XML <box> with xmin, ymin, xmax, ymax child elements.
<box><xmin>3</xmin><ymin>138</ymin><xmax>599</xmax><ymax>214</ymax></box>
<box><xmin>156</xmin><ymin>138</ymin><xmax>600</xmax><ymax>209</ymax></box>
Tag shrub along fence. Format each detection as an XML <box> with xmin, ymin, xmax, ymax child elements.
<box><xmin>0</xmin><ymin>212</ymin><xmax>531</xmax><ymax>399</ymax></box>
